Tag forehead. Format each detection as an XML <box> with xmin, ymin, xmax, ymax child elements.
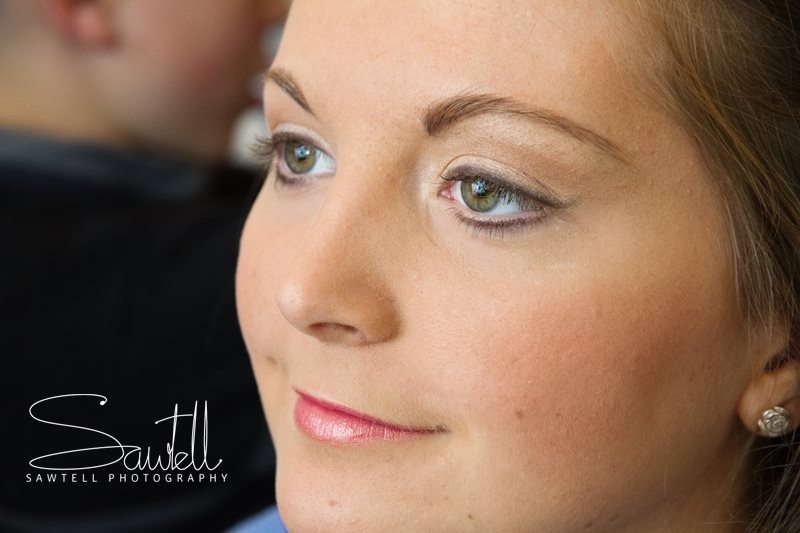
<box><xmin>274</xmin><ymin>0</ymin><xmax>641</xmax><ymax>135</ymax></box>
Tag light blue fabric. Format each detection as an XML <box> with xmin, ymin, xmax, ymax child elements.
<box><xmin>228</xmin><ymin>506</ymin><xmax>286</xmax><ymax>533</ymax></box>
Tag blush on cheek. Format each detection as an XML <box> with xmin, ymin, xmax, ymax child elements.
<box><xmin>468</xmin><ymin>197</ymin><xmax>737</xmax><ymax>450</ymax></box>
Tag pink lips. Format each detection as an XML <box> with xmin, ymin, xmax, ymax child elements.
<box><xmin>293</xmin><ymin>389</ymin><xmax>440</xmax><ymax>445</ymax></box>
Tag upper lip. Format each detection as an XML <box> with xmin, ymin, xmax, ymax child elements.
<box><xmin>293</xmin><ymin>387</ymin><xmax>446</xmax><ymax>433</ymax></box>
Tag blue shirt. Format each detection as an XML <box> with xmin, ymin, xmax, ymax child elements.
<box><xmin>228</xmin><ymin>506</ymin><xmax>286</xmax><ymax>532</ymax></box>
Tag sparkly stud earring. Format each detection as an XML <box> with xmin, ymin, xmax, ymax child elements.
<box><xmin>758</xmin><ymin>406</ymin><xmax>792</xmax><ymax>438</ymax></box>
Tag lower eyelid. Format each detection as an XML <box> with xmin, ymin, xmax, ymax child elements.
<box><xmin>273</xmin><ymin>160</ymin><xmax>312</xmax><ymax>190</ymax></box>
<box><xmin>458</xmin><ymin>207</ymin><xmax>549</xmax><ymax>224</ymax></box>
<box><xmin>446</xmin><ymin>207</ymin><xmax>543</xmax><ymax>239</ymax></box>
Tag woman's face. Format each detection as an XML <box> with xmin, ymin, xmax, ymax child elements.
<box><xmin>237</xmin><ymin>1</ymin><xmax>758</xmax><ymax>530</ymax></box>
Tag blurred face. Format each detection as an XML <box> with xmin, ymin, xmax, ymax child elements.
<box><xmin>98</xmin><ymin>0</ymin><xmax>286</xmax><ymax>160</ymax></box>
<box><xmin>238</xmin><ymin>1</ymin><xmax>757</xmax><ymax>531</ymax></box>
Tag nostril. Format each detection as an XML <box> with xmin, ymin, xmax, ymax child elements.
<box><xmin>309</xmin><ymin>322</ymin><xmax>367</xmax><ymax>344</ymax></box>
<box><xmin>310</xmin><ymin>322</ymin><xmax>357</xmax><ymax>334</ymax></box>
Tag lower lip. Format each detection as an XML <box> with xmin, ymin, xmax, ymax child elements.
<box><xmin>293</xmin><ymin>392</ymin><xmax>437</xmax><ymax>445</ymax></box>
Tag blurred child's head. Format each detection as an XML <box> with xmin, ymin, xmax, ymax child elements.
<box><xmin>0</xmin><ymin>0</ymin><xmax>287</xmax><ymax>161</ymax></box>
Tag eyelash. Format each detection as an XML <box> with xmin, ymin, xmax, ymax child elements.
<box><xmin>252</xmin><ymin>133</ymin><xmax>561</xmax><ymax>238</ymax></box>
<box><xmin>252</xmin><ymin>135</ymin><xmax>277</xmax><ymax>174</ymax></box>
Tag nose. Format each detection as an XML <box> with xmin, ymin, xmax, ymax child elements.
<box><xmin>275</xmin><ymin>171</ymin><xmax>402</xmax><ymax>347</ymax></box>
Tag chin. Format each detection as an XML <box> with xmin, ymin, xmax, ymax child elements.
<box><xmin>273</xmin><ymin>441</ymin><xmax>425</xmax><ymax>532</ymax></box>
<box><xmin>276</xmin><ymin>469</ymin><xmax>367</xmax><ymax>532</ymax></box>
<box><xmin>273</xmin><ymin>450</ymin><xmax>479</xmax><ymax>532</ymax></box>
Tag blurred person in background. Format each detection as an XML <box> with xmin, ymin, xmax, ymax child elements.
<box><xmin>0</xmin><ymin>0</ymin><xmax>286</xmax><ymax>531</ymax></box>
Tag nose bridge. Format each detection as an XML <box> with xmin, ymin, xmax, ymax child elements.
<box><xmin>276</xmin><ymin>159</ymin><xmax>402</xmax><ymax>346</ymax></box>
<box><xmin>305</xmin><ymin>154</ymin><xmax>396</xmax><ymax>271</ymax></box>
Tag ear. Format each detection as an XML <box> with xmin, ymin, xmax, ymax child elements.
<box><xmin>40</xmin><ymin>0</ymin><xmax>116</xmax><ymax>48</ymax></box>
<box><xmin>738</xmin><ymin>321</ymin><xmax>800</xmax><ymax>437</ymax></box>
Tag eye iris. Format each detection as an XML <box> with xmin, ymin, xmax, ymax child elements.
<box><xmin>461</xmin><ymin>178</ymin><xmax>499</xmax><ymax>212</ymax></box>
<box><xmin>285</xmin><ymin>141</ymin><xmax>317</xmax><ymax>173</ymax></box>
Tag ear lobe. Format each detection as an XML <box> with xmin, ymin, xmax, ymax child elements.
<box><xmin>739</xmin><ymin>361</ymin><xmax>800</xmax><ymax>436</ymax></box>
<box><xmin>41</xmin><ymin>0</ymin><xmax>115</xmax><ymax>48</ymax></box>
<box><xmin>737</xmin><ymin>324</ymin><xmax>800</xmax><ymax>437</ymax></box>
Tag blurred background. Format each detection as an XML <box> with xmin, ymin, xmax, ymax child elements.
<box><xmin>0</xmin><ymin>1</ymin><xmax>287</xmax><ymax>531</ymax></box>
<box><xmin>228</xmin><ymin>23</ymin><xmax>281</xmax><ymax>170</ymax></box>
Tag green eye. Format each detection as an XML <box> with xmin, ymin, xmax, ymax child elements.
<box><xmin>460</xmin><ymin>178</ymin><xmax>500</xmax><ymax>212</ymax></box>
<box><xmin>284</xmin><ymin>141</ymin><xmax>317</xmax><ymax>174</ymax></box>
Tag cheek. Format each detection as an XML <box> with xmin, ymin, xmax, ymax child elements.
<box><xmin>451</xmin><ymin>286</ymin><xmax>702</xmax><ymax>438</ymax></box>
<box><xmin>413</xmin><ymin>262</ymin><xmax>720</xmax><ymax>429</ymax></box>
<box><xmin>237</xmin><ymin>196</ymin><xmax>294</xmax><ymax>437</ymax></box>
<box><xmin>402</xmin><ymin>212</ymin><xmax>747</xmax><ymax>510</ymax></box>
<box><xmin>237</xmin><ymin>193</ymin><xmax>286</xmax><ymax>361</ymax></box>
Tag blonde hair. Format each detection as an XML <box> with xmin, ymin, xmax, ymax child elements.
<box><xmin>633</xmin><ymin>1</ymin><xmax>800</xmax><ymax>530</ymax></box>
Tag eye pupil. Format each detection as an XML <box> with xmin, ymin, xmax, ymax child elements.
<box><xmin>471</xmin><ymin>179</ymin><xmax>491</xmax><ymax>197</ymax></box>
<box><xmin>461</xmin><ymin>178</ymin><xmax>500</xmax><ymax>213</ymax></box>
<box><xmin>285</xmin><ymin>141</ymin><xmax>317</xmax><ymax>174</ymax></box>
<box><xmin>294</xmin><ymin>144</ymin><xmax>312</xmax><ymax>161</ymax></box>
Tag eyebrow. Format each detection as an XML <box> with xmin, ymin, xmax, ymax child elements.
<box><xmin>264</xmin><ymin>69</ymin><xmax>627</xmax><ymax>163</ymax></box>
<box><xmin>264</xmin><ymin>68</ymin><xmax>313</xmax><ymax>114</ymax></box>
<box><xmin>425</xmin><ymin>92</ymin><xmax>627</xmax><ymax>162</ymax></box>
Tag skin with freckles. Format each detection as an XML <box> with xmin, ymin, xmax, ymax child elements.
<box><xmin>236</xmin><ymin>1</ymin><xmax>789</xmax><ymax>531</ymax></box>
